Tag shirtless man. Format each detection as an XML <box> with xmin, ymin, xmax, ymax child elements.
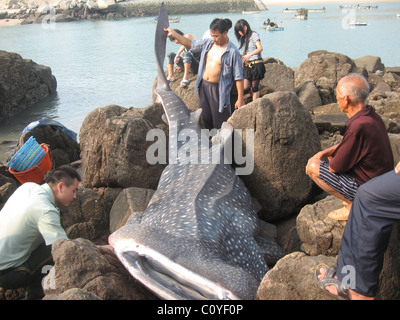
<box><xmin>165</xmin><ymin>18</ymin><xmax>244</xmax><ymax>130</ymax></box>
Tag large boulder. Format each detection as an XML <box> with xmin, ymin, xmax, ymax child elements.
<box><xmin>289</xmin><ymin>194</ymin><xmax>400</xmax><ymax>300</ymax></box>
<box><xmin>296</xmin><ymin>80</ymin><xmax>322</xmax><ymax>111</ymax></box>
<box><xmin>109</xmin><ymin>186</ymin><xmax>155</xmax><ymax>233</ymax></box>
<box><xmin>260</xmin><ymin>59</ymin><xmax>295</xmax><ymax>94</ymax></box>
<box><xmin>369</xmin><ymin>91</ymin><xmax>400</xmax><ymax>133</ymax></box>
<box><xmin>44</xmin><ymin>238</ymin><xmax>156</xmax><ymax>299</ymax></box>
<box><xmin>296</xmin><ymin>195</ymin><xmax>345</xmax><ymax>256</ymax></box>
<box><xmin>295</xmin><ymin>50</ymin><xmax>361</xmax><ymax>105</ymax></box>
<box><xmin>60</xmin><ymin>186</ymin><xmax>122</xmax><ymax>244</ymax></box>
<box><xmin>228</xmin><ymin>91</ymin><xmax>321</xmax><ymax>221</ymax></box>
<box><xmin>79</xmin><ymin>104</ymin><xmax>166</xmax><ymax>189</ymax></box>
<box><xmin>256</xmin><ymin>252</ymin><xmax>337</xmax><ymax>300</ymax></box>
<box><xmin>355</xmin><ymin>55</ymin><xmax>385</xmax><ymax>73</ymax></box>
<box><xmin>0</xmin><ymin>51</ymin><xmax>57</xmax><ymax>122</ymax></box>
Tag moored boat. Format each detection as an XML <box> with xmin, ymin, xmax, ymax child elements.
<box><xmin>264</xmin><ymin>25</ymin><xmax>284</xmax><ymax>31</ymax></box>
<box><xmin>348</xmin><ymin>21</ymin><xmax>368</xmax><ymax>26</ymax></box>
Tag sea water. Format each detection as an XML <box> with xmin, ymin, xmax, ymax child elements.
<box><xmin>1</xmin><ymin>2</ymin><xmax>400</xmax><ymax>162</ymax></box>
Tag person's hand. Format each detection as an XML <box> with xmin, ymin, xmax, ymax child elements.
<box><xmin>395</xmin><ymin>160</ymin><xmax>400</xmax><ymax>174</ymax></box>
<box><xmin>164</xmin><ymin>27</ymin><xmax>173</xmax><ymax>37</ymax></box>
<box><xmin>241</xmin><ymin>54</ymin><xmax>251</xmax><ymax>64</ymax></box>
<box><xmin>235</xmin><ymin>97</ymin><xmax>245</xmax><ymax>110</ymax></box>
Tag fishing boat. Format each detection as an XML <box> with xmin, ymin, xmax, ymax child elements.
<box><xmin>154</xmin><ymin>16</ymin><xmax>180</xmax><ymax>23</ymax></box>
<box><xmin>263</xmin><ymin>19</ymin><xmax>283</xmax><ymax>30</ymax></box>
<box><xmin>264</xmin><ymin>25</ymin><xmax>284</xmax><ymax>31</ymax></box>
<box><xmin>294</xmin><ymin>8</ymin><xmax>308</xmax><ymax>20</ymax></box>
<box><xmin>356</xmin><ymin>5</ymin><xmax>378</xmax><ymax>9</ymax></box>
<box><xmin>242</xmin><ymin>10</ymin><xmax>261</xmax><ymax>14</ymax></box>
<box><xmin>348</xmin><ymin>21</ymin><xmax>368</xmax><ymax>26</ymax></box>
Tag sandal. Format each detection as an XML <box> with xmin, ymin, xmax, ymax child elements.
<box><xmin>315</xmin><ymin>264</ymin><xmax>349</xmax><ymax>300</ymax></box>
<box><xmin>328</xmin><ymin>206</ymin><xmax>349</xmax><ymax>221</ymax></box>
<box><xmin>180</xmin><ymin>79</ymin><xmax>190</xmax><ymax>88</ymax></box>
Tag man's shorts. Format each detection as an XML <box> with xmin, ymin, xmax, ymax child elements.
<box><xmin>319</xmin><ymin>160</ymin><xmax>359</xmax><ymax>201</ymax></box>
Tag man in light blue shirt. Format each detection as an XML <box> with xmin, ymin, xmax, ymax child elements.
<box><xmin>0</xmin><ymin>165</ymin><xmax>80</xmax><ymax>299</ymax></box>
<box><xmin>165</xmin><ymin>18</ymin><xmax>244</xmax><ymax>130</ymax></box>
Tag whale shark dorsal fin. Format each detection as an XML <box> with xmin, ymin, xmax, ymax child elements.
<box><xmin>155</xmin><ymin>2</ymin><xmax>170</xmax><ymax>92</ymax></box>
<box><xmin>161</xmin><ymin>113</ymin><xmax>168</xmax><ymax>125</ymax></box>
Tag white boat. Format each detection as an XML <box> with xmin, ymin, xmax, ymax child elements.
<box><xmin>264</xmin><ymin>25</ymin><xmax>284</xmax><ymax>31</ymax></box>
<box><xmin>154</xmin><ymin>16</ymin><xmax>180</xmax><ymax>23</ymax></box>
<box><xmin>295</xmin><ymin>14</ymin><xmax>307</xmax><ymax>20</ymax></box>
<box><xmin>348</xmin><ymin>21</ymin><xmax>368</xmax><ymax>26</ymax></box>
<box><xmin>397</xmin><ymin>14</ymin><xmax>400</xmax><ymax>18</ymax></box>
<box><xmin>242</xmin><ymin>10</ymin><xmax>261</xmax><ymax>14</ymax></box>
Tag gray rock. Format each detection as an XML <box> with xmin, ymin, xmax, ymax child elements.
<box><xmin>79</xmin><ymin>104</ymin><xmax>166</xmax><ymax>189</ymax></box>
<box><xmin>296</xmin><ymin>80</ymin><xmax>322</xmax><ymax>111</ymax></box>
<box><xmin>109</xmin><ymin>187</ymin><xmax>155</xmax><ymax>233</ymax></box>
<box><xmin>256</xmin><ymin>251</ymin><xmax>337</xmax><ymax>300</ymax></box>
<box><xmin>260</xmin><ymin>61</ymin><xmax>295</xmax><ymax>94</ymax></box>
<box><xmin>295</xmin><ymin>50</ymin><xmax>359</xmax><ymax>105</ymax></box>
<box><xmin>296</xmin><ymin>195</ymin><xmax>345</xmax><ymax>256</ymax></box>
<box><xmin>355</xmin><ymin>55</ymin><xmax>385</xmax><ymax>73</ymax></box>
<box><xmin>228</xmin><ymin>91</ymin><xmax>321</xmax><ymax>221</ymax></box>
<box><xmin>0</xmin><ymin>50</ymin><xmax>57</xmax><ymax>122</ymax></box>
<box><xmin>61</xmin><ymin>187</ymin><xmax>122</xmax><ymax>244</ymax></box>
<box><xmin>45</xmin><ymin>238</ymin><xmax>156</xmax><ymax>299</ymax></box>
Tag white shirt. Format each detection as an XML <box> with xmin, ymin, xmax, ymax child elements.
<box><xmin>0</xmin><ymin>183</ymin><xmax>67</xmax><ymax>270</ymax></box>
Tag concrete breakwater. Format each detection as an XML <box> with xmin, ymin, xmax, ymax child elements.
<box><xmin>0</xmin><ymin>0</ymin><xmax>260</xmax><ymax>24</ymax></box>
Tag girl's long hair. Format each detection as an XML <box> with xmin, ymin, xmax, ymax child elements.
<box><xmin>234</xmin><ymin>19</ymin><xmax>252</xmax><ymax>52</ymax></box>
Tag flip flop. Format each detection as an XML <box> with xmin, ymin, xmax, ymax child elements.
<box><xmin>315</xmin><ymin>264</ymin><xmax>349</xmax><ymax>300</ymax></box>
<box><xmin>328</xmin><ymin>206</ymin><xmax>349</xmax><ymax>221</ymax></box>
<box><xmin>180</xmin><ymin>79</ymin><xmax>190</xmax><ymax>88</ymax></box>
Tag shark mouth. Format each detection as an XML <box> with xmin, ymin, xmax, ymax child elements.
<box><xmin>114</xmin><ymin>240</ymin><xmax>241</xmax><ymax>300</ymax></box>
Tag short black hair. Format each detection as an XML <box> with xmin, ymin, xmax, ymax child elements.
<box><xmin>45</xmin><ymin>165</ymin><xmax>81</xmax><ymax>187</ymax></box>
<box><xmin>209</xmin><ymin>18</ymin><xmax>232</xmax><ymax>33</ymax></box>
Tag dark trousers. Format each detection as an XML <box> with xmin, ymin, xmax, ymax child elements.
<box><xmin>0</xmin><ymin>243</ymin><xmax>53</xmax><ymax>299</ymax></box>
<box><xmin>198</xmin><ymin>79</ymin><xmax>231</xmax><ymax>130</ymax></box>
<box><xmin>337</xmin><ymin>169</ymin><xmax>400</xmax><ymax>297</ymax></box>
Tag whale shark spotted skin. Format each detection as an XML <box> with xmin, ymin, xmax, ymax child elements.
<box><xmin>108</xmin><ymin>3</ymin><xmax>283</xmax><ymax>300</ymax></box>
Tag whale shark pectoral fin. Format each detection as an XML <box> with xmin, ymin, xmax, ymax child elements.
<box><xmin>189</xmin><ymin>108</ymin><xmax>202</xmax><ymax>128</ymax></box>
<box><xmin>208</xmin><ymin>122</ymin><xmax>234</xmax><ymax>163</ymax></box>
<box><xmin>155</xmin><ymin>2</ymin><xmax>170</xmax><ymax>92</ymax></box>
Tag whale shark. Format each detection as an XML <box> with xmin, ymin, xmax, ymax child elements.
<box><xmin>108</xmin><ymin>3</ymin><xmax>285</xmax><ymax>300</ymax></box>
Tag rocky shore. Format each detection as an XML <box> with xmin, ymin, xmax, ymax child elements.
<box><xmin>1</xmin><ymin>50</ymin><xmax>400</xmax><ymax>300</ymax></box>
<box><xmin>0</xmin><ymin>0</ymin><xmax>259</xmax><ymax>25</ymax></box>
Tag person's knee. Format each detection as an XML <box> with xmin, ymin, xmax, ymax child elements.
<box><xmin>182</xmin><ymin>52</ymin><xmax>193</xmax><ymax>64</ymax></box>
<box><xmin>306</xmin><ymin>158</ymin><xmax>320</xmax><ymax>180</ymax></box>
<box><xmin>251</xmin><ymin>85</ymin><xmax>259</xmax><ymax>93</ymax></box>
<box><xmin>167</xmin><ymin>52</ymin><xmax>176</xmax><ymax>64</ymax></box>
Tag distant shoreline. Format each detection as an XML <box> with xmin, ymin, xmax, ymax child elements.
<box><xmin>0</xmin><ymin>0</ymin><xmax>398</xmax><ymax>27</ymax></box>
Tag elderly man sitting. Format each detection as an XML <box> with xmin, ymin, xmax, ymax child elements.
<box><xmin>306</xmin><ymin>73</ymin><xmax>393</xmax><ymax>221</ymax></box>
